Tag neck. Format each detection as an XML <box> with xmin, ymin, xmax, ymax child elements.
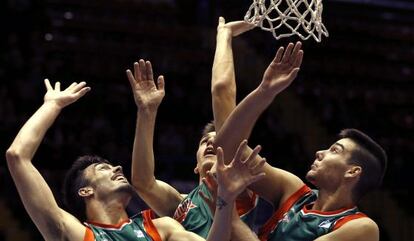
<box><xmin>86</xmin><ymin>196</ymin><xmax>131</xmax><ymax>225</ymax></box>
<box><xmin>312</xmin><ymin>186</ymin><xmax>355</xmax><ymax>212</ymax></box>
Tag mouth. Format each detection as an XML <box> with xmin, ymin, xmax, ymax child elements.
<box><xmin>204</xmin><ymin>146</ymin><xmax>216</xmax><ymax>157</ymax></box>
<box><xmin>111</xmin><ymin>173</ymin><xmax>125</xmax><ymax>181</ymax></box>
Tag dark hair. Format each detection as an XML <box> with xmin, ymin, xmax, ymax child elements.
<box><xmin>62</xmin><ymin>155</ymin><xmax>110</xmax><ymax>221</ymax></box>
<box><xmin>202</xmin><ymin>121</ymin><xmax>215</xmax><ymax>137</ymax></box>
<box><xmin>338</xmin><ymin>129</ymin><xmax>387</xmax><ymax>201</ymax></box>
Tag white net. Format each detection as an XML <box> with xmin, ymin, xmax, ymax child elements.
<box><xmin>244</xmin><ymin>0</ymin><xmax>329</xmax><ymax>42</ymax></box>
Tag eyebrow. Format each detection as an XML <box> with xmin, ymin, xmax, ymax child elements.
<box><xmin>333</xmin><ymin>142</ymin><xmax>345</xmax><ymax>151</ymax></box>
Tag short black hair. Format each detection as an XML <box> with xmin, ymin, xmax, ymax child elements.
<box><xmin>62</xmin><ymin>155</ymin><xmax>110</xmax><ymax>221</ymax></box>
<box><xmin>202</xmin><ymin>121</ymin><xmax>215</xmax><ymax>137</ymax></box>
<box><xmin>338</xmin><ymin>129</ymin><xmax>387</xmax><ymax>201</ymax></box>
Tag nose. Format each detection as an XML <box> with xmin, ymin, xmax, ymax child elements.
<box><xmin>113</xmin><ymin>165</ymin><xmax>123</xmax><ymax>173</ymax></box>
<box><xmin>207</xmin><ymin>137</ymin><xmax>214</xmax><ymax>146</ymax></box>
<box><xmin>315</xmin><ymin>150</ymin><xmax>324</xmax><ymax>160</ymax></box>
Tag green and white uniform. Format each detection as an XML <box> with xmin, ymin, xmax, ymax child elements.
<box><xmin>173</xmin><ymin>182</ymin><xmax>259</xmax><ymax>238</ymax></box>
<box><xmin>83</xmin><ymin>210</ymin><xmax>161</xmax><ymax>241</ymax></box>
<box><xmin>259</xmin><ymin>185</ymin><xmax>367</xmax><ymax>241</ymax></box>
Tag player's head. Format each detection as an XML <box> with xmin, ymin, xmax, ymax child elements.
<box><xmin>306</xmin><ymin>128</ymin><xmax>387</xmax><ymax>202</ymax></box>
<box><xmin>63</xmin><ymin>155</ymin><xmax>134</xmax><ymax>221</ymax></box>
<box><xmin>195</xmin><ymin>121</ymin><xmax>217</xmax><ymax>178</ymax></box>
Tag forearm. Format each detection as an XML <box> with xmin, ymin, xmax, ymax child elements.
<box><xmin>7</xmin><ymin>102</ymin><xmax>61</xmax><ymax>162</ymax></box>
<box><xmin>230</xmin><ymin>216</ymin><xmax>259</xmax><ymax>241</ymax></box>
<box><xmin>206</xmin><ymin>193</ymin><xmax>234</xmax><ymax>241</ymax></box>
<box><xmin>214</xmin><ymin>88</ymin><xmax>274</xmax><ymax>162</ymax></box>
<box><xmin>131</xmin><ymin>108</ymin><xmax>158</xmax><ymax>188</ymax></box>
<box><xmin>212</xmin><ymin>32</ymin><xmax>236</xmax><ymax>131</ymax></box>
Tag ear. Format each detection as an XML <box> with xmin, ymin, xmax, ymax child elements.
<box><xmin>193</xmin><ymin>166</ymin><xmax>199</xmax><ymax>174</ymax></box>
<box><xmin>78</xmin><ymin>186</ymin><xmax>94</xmax><ymax>197</ymax></box>
<box><xmin>345</xmin><ymin>166</ymin><xmax>362</xmax><ymax>178</ymax></box>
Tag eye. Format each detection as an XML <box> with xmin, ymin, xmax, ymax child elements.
<box><xmin>330</xmin><ymin>146</ymin><xmax>338</xmax><ymax>153</ymax></box>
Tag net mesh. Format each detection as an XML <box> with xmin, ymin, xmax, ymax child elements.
<box><xmin>244</xmin><ymin>0</ymin><xmax>329</xmax><ymax>42</ymax></box>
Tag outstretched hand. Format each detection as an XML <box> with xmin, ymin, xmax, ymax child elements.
<box><xmin>43</xmin><ymin>79</ymin><xmax>90</xmax><ymax>108</ymax></box>
<box><xmin>216</xmin><ymin>140</ymin><xmax>266</xmax><ymax>204</ymax></box>
<box><xmin>217</xmin><ymin>16</ymin><xmax>256</xmax><ymax>37</ymax></box>
<box><xmin>259</xmin><ymin>42</ymin><xmax>304</xmax><ymax>97</ymax></box>
<box><xmin>126</xmin><ymin>59</ymin><xmax>165</xmax><ymax>111</ymax></box>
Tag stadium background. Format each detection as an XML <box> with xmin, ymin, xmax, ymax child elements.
<box><xmin>0</xmin><ymin>0</ymin><xmax>413</xmax><ymax>240</ymax></box>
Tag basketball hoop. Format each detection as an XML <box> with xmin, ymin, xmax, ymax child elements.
<box><xmin>244</xmin><ymin>0</ymin><xmax>329</xmax><ymax>42</ymax></box>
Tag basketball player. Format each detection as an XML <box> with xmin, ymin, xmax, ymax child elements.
<box><xmin>5</xmin><ymin>79</ymin><xmax>264</xmax><ymax>241</ymax></box>
<box><xmin>128</xmin><ymin>17</ymin><xmax>261</xmax><ymax>238</ymax></box>
<box><xmin>214</xmin><ymin>42</ymin><xmax>387</xmax><ymax>241</ymax></box>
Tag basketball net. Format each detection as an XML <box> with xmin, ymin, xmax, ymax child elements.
<box><xmin>244</xmin><ymin>0</ymin><xmax>329</xmax><ymax>42</ymax></box>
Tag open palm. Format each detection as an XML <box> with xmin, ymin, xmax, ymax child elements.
<box><xmin>126</xmin><ymin>59</ymin><xmax>165</xmax><ymax>111</ymax></box>
<box><xmin>216</xmin><ymin>141</ymin><xmax>266</xmax><ymax>202</ymax></box>
<box><xmin>260</xmin><ymin>42</ymin><xmax>304</xmax><ymax>96</ymax></box>
<box><xmin>43</xmin><ymin>79</ymin><xmax>90</xmax><ymax>108</ymax></box>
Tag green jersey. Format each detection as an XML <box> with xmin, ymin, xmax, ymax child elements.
<box><xmin>259</xmin><ymin>185</ymin><xmax>367</xmax><ymax>241</ymax></box>
<box><xmin>173</xmin><ymin>183</ymin><xmax>259</xmax><ymax>238</ymax></box>
<box><xmin>84</xmin><ymin>210</ymin><xmax>161</xmax><ymax>241</ymax></box>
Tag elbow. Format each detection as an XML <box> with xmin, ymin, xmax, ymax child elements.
<box><xmin>5</xmin><ymin>148</ymin><xmax>22</xmax><ymax>168</ymax></box>
<box><xmin>211</xmin><ymin>80</ymin><xmax>236</xmax><ymax>97</ymax></box>
<box><xmin>6</xmin><ymin>148</ymin><xmax>19</xmax><ymax>163</ymax></box>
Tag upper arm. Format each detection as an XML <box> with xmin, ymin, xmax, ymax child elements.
<box><xmin>315</xmin><ymin>218</ymin><xmax>379</xmax><ymax>241</ymax></box>
<box><xmin>153</xmin><ymin>217</ymin><xmax>204</xmax><ymax>241</ymax></box>
<box><xmin>248</xmin><ymin>162</ymin><xmax>304</xmax><ymax>206</ymax></box>
<box><xmin>135</xmin><ymin>179</ymin><xmax>184</xmax><ymax>217</ymax></box>
<box><xmin>6</xmin><ymin>153</ymin><xmax>86</xmax><ymax>241</ymax></box>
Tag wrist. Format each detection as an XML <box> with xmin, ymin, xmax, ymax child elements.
<box><xmin>138</xmin><ymin>106</ymin><xmax>159</xmax><ymax>115</ymax></box>
<box><xmin>43</xmin><ymin>101</ymin><xmax>63</xmax><ymax>112</ymax></box>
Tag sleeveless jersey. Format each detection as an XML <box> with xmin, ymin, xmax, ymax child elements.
<box><xmin>84</xmin><ymin>210</ymin><xmax>161</xmax><ymax>241</ymax></box>
<box><xmin>259</xmin><ymin>185</ymin><xmax>367</xmax><ymax>241</ymax></box>
<box><xmin>173</xmin><ymin>182</ymin><xmax>259</xmax><ymax>238</ymax></box>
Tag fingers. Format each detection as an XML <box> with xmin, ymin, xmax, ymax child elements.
<box><xmin>250</xmin><ymin>157</ymin><xmax>266</xmax><ymax>175</ymax></box>
<box><xmin>139</xmin><ymin>59</ymin><xmax>146</xmax><ymax>81</ymax></box>
<box><xmin>289</xmin><ymin>42</ymin><xmax>302</xmax><ymax>64</ymax></box>
<box><xmin>157</xmin><ymin>75</ymin><xmax>165</xmax><ymax>91</ymax></box>
<box><xmin>274</xmin><ymin>46</ymin><xmax>284</xmax><ymax>63</ymax></box>
<box><xmin>281</xmin><ymin>43</ymin><xmax>294</xmax><ymax>63</ymax></box>
<box><xmin>133</xmin><ymin>61</ymin><xmax>142</xmax><ymax>83</ymax></box>
<box><xmin>70</xmin><ymin>81</ymin><xmax>87</xmax><ymax>93</ymax></box>
<box><xmin>216</xmin><ymin>147</ymin><xmax>225</xmax><ymax>171</ymax></box>
<box><xmin>126</xmin><ymin>69</ymin><xmax>136</xmax><ymax>90</ymax></box>
<box><xmin>44</xmin><ymin>79</ymin><xmax>53</xmax><ymax>91</ymax></box>
<box><xmin>218</xmin><ymin>16</ymin><xmax>225</xmax><ymax>26</ymax></box>
<box><xmin>243</xmin><ymin>144</ymin><xmax>262</xmax><ymax>165</ymax></box>
<box><xmin>71</xmin><ymin>86</ymin><xmax>91</xmax><ymax>100</ymax></box>
<box><xmin>145</xmin><ymin>61</ymin><xmax>154</xmax><ymax>81</ymax></box>
<box><xmin>293</xmin><ymin>50</ymin><xmax>304</xmax><ymax>68</ymax></box>
<box><xmin>54</xmin><ymin>81</ymin><xmax>61</xmax><ymax>91</ymax></box>
<box><xmin>233</xmin><ymin>140</ymin><xmax>248</xmax><ymax>167</ymax></box>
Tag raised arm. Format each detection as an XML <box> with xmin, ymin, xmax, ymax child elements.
<box><xmin>5</xmin><ymin>80</ymin><xmax>90</xmax><ymax>241</ymax></box>
<box><xmin>211</xmin><ymin>17</ymin><xmax>255</xmax><ymax>130</ymax></box>
<box><xmin>127</xmin><ymin>59</ymin><xmax>183</xmax><ymax>217</ymax></box>
<box><xmin>214</xmin><ymin>42</ymin><xmax>305</xmax><ymax>204</ymax></box>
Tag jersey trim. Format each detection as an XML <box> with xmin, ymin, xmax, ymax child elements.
<box><xmin>302</xmin><ymin>203</ymin><xmax>357</xmax><ymax>217</ymax></box>
<box><xmin>142</xmin><ymin>210</ymin><xmax>162</xmax><ymax>241</ymax></box>
<box><xmin>332</xmin><ymin>213</ymin><xmax>367</xmax><ymax>230</ymax></box>
<box><xmin>258</xmin><ymin>185</ymin><xmax>311</xmax><ymax>241</ymax></box>
<box><xmin>85</xmin><ymin>219</ymin><xmax>132</xmax><ymax>230</ymax></box>
<box><xmin>84</xmin><ymin>227</ymin><xmax>95</xmax><ymax>241</ymax></box>
<box><xmin>236</xmin><ymin>190</ymin><xmax>258</xmax><ymax>217</ymax></box>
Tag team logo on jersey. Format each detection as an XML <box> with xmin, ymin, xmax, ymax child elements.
<box><xmin>318</xmin><ymin>219</ymin><xmax>333</xmax><ymax>229</ymax></box>
<box><xmin>280</xmin><ymin>213</ymin><xmax>290</xmax><ymax>223</ymax></box>
<box><xmin>173</xmin><ymin>198</ymin><xmax>197</xmax><ymax>223</ymax></box>
<box><xmin>134</xmin><ymin>229</ymin><xmax>145</xmax><ymax>238</ymax></box>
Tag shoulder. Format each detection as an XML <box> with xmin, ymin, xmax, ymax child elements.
<box><xmin>316</xmin><ymin>217</ymin><xmax>379</xmax><ymax>241</ymax></box>
<box><xmin>152</xmin><ymin>217</ymin><xmax>185</xmax><ymax>240</ymax></box>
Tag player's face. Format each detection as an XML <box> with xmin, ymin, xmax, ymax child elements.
<box><xmin>84</xmin><ymin>162</ymin><xmax>134</xmax><ymax>200</ymax></box>
<box><xmin>306</xmin><ymin>138</ymin><xmax>357</xmax><ymax>189</ymax></box>
<box><xmin>195</xmin><ymin>131</ymin><xmax>217</xmax><ymax>178</ymax></box>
